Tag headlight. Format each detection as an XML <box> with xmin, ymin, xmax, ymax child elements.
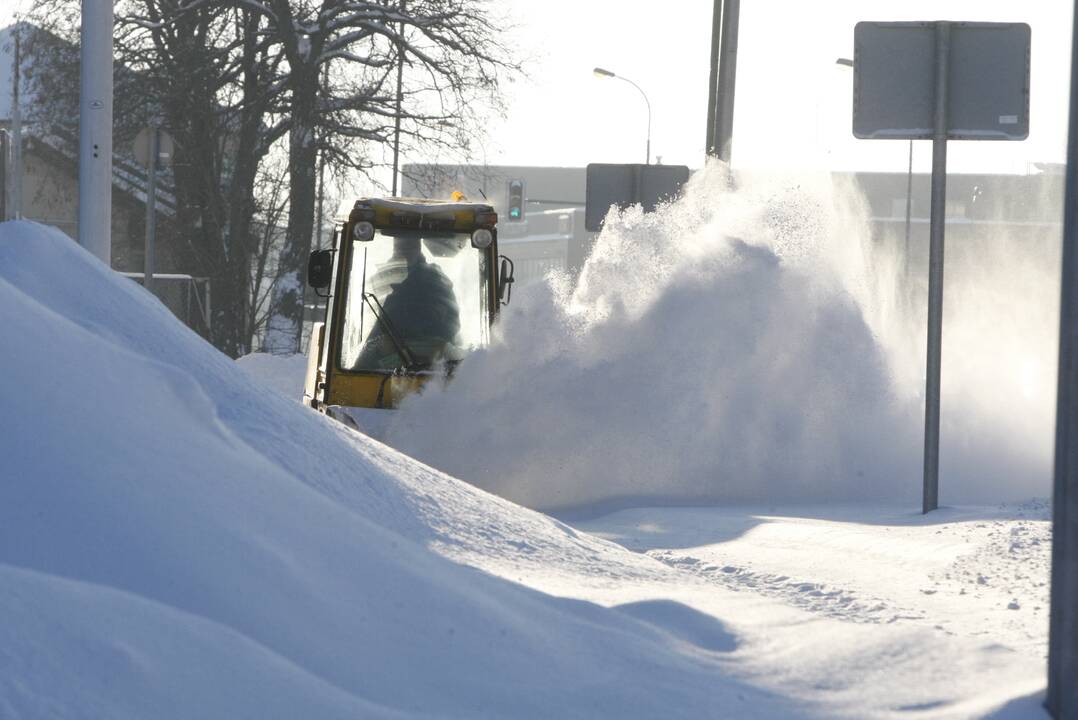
<box><xmin>471</xmin><ymin>228</ymin><xmax>493</xmax><ymax>249</ymax></box>
<box><xmin>352</xmin><ymin>221</ymin><xmax>375</xmax><ymax>242</ymax></box>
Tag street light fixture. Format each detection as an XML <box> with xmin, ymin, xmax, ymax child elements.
<box><xmin>592</xmin><ymin>66</ymin><xmax>652</xmax><ymax>165</ymax></box>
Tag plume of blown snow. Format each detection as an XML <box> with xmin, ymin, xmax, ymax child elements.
<box><xmin>386</xmin><ymin>164</ymin><xmax>916</xmax><ymax>511</ymax></box>
<box><xmin>386</xmin><ymin>161</ymin><xmax>1058</xmax><ymax>512</ymax></box>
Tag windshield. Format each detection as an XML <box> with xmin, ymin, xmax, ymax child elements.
<box><xmin>339</xmin><ymin>229</ymin><xmax>490</xmax><ymax>372</ymax></box>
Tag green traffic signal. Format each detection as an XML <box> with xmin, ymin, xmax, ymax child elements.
<box><xmin>507</xmin><ymin>179</ymin><xmax>525</xmax><ymax>222</ymax></box>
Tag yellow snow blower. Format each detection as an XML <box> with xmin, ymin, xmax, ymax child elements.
<box><xmin>303</xmin><ymin>196</ymin><xmax>513</xmax><ymax>428</ymax></box>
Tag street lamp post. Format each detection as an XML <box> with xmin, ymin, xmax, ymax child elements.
<box><xmin>391</xmin><ymin>0</ymin><xmax>406</xmax><ymax>196</ymax></box>
<box><xmin>78</xmin><ymin>0</ymin><xmax>114</xmax><ymax>265</ymax></box>
<box><xmin>593</xmin><ymin>67</ymin><xmax>651</xmax><ymax>165</ymax></box>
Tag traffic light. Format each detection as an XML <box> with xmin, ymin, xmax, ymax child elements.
<box><xmin>507</xmin><ymin>179</ymin><xmax>525</xmax><ymax>222</ymax></box>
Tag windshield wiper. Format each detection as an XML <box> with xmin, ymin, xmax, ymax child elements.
<box><xmin>362</xmin><ymin>292</ymin><xmax>421</xmax><ymax>371</ymax></box>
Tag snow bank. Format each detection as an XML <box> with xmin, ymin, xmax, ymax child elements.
<box><xmin>0</xmin><ymin>220</ymin><xmax>794</xmax><ymax>718</ymax></box>
<box><xmin>386</xmin><ymin>163</ymin><xmax>1058</xmax><ymax>512</ymax></box>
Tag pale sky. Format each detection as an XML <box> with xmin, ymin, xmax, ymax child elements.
<box><xmin>468</xmin><ymin>0</ymin><xmax>1075</xmax><ymax>176</ymax></box>
<box><xmin>3</xmin><ymin>0</ymin><xmax>1072</xmax><ymax>181</ymax></box>
<box><xmin>0</xmin><ymin>1</ymin><xmax>29</xmax><ymax>31</ymax></box>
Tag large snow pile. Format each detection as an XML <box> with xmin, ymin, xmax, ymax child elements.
<box><xmin>385</xmin><ymin>163</ymin><xmax>1059</xmax><ymax>512</ymax></box>
<box><xmin>0</xmin><ymin>221</ymin><xmax>1051</xmax><ymax>719</ymax></box>
<box><xmin>0</xmin><ymin>220</ymin><xmax>793</xmax><ymax>718</ymax></box>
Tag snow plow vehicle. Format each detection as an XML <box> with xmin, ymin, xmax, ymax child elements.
<box><xmin>303</xmin><ymin>196</ymin><xmax>513</xmax><ymax>430</ymax></box>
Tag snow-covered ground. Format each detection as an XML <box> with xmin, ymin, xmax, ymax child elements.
<box><xmin>3</xmin><ymin>188</ymin><xmax>1054</xmax><ymax>719</ymax></box>
<box><xmin>579</xmin><ymin>503</ymin><xmax>1053</xmax><ymax>711</ymax></box>
<box><xmin>581</xmin><ymin>502</ymin><xmax>1052</xmax><ymax>649</ymax></box>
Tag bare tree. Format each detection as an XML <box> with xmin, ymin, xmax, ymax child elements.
<box><xmin>245</xmin><ymin>152</ymin><xmax>292</xmax><ymax>345</ymax></box>
<box><xmin>117</xmin><ymin>2</ymin><xmax>287</xmax><ymax>356</ymax></box>
<box><xmin>243</xmin><ymin>0</ymin><xmax>520</xmax><ymax>354</ymax></box>
<box><xmin>27</xmin><ymin>0</ymin><xmax>290</xmax><ymax>356</ymax></box>
<box><xmin>26</xmin><ymin>0</ymin><xmax>518</xmax><ymax>357</ymax></box>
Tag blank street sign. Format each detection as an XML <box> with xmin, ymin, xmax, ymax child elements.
<box><xmin>134</xmin><ymin>127</ymin><xmax>176</xmax><ymax>168</ymax></box>
<box><xmin>854</xmin><ymin>21</ymin><xmax>1030</xmax><ymax>140</ymax></box>
<box><xmin>585</xmin><ymin>163</ymin><xmax>690</xmax><ymax>232</ymax></box>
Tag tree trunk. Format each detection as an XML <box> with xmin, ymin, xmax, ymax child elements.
<box><xmin>223</xmin><ymin>9</ymin><xmax>271</xmax><ymax>354</ymax></box>
<box><xmin>158</xmin><ymin>6</ymin><xmax>270</xmax><ymax>358</ymax></box>
<box><xmin>263</xmin><ymin>73</ymin><xmax>319</xmax><ymax>355</ymax></box>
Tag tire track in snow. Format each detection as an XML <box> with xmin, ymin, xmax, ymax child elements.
<box><xmin>644</xmin><ymin>550</ymin><xmax>922</xmax><ymax>625</ymax></box>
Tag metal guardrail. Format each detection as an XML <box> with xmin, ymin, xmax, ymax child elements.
<box><xmin>120</xmin><ymin>272</ymin><xmax>212</xmax><ymax>338</ymax></box>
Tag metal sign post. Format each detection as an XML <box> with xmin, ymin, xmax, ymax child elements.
<box><xmin>853</xmin><ymin>21</ymin><xmax>1030</xmax><ymax>512</ymax></box>
<box><xmin>134</xmin><ymin>125</ymin><xmax>174</xmax><ymax>294</ymax></box>
<box><xmin>0</xmin><ymin>130</ymin><xmax>8</xmax><ymax>220</ymax></box>
<box><xmin>77</xmin><ymin>0</ymin><xmax>114</xmax><ymax>264</ymax></box>
<box><xmin>143</xmin><ymin>128</ymin><xmax>158</xmax><ymax>293</ymax></box>
<box><xmin>923</xmin><ymin>22</ymin><xmax>951</xmax><ymax>513</ymax></box>
<box><xmin>1047</xmin><ymin>3</ymin><xmax>1078</xmax><ymax>715</ymax></box>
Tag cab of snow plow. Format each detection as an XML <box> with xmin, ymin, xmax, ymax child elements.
<box><xmin>303</xmin><ymin>196</ymin><xmax>514</xmax><ymax>424</ymax></box>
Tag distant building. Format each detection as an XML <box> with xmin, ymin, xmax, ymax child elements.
<box><xmin>404</xmin><ymin>162</ymin><xmax>1064</xmax><ymax>289</ymax></box>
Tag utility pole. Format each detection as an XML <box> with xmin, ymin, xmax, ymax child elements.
<box><xmin>10</xmin><ymin>28</ymin><xmax>22</xmax><ymax>219</ymax></box>
<box><xmin>705</xmin><ymin>0</ymin><xmax>721</xmax><ymax>155</ymax></box>
<box><xmin>391</xmin><ymin>0</ymin><xmax>406</xmax><ymax>196</ymax></box>
<box><xmin>77</xmin><ymin>0</ymin><xmax>114</xmax><ymax>265</ymax></box>
<box><xmin>315</xmin><ymin>64</ymin><xmax>328</xmax><ymax>250</ymax></box>
<box><xmin>1047</xmin><ymin>1</ymin><xmax>1078</xmax><ymax>713</ymax></box>
<box><xmin>706</xmin><ymin>0</ymin><xmax>740</xmax><ymax>164</ymax></box>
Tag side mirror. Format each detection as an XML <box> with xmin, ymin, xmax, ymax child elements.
<box><xmin>307</xmin><ymin>249</ymin><xmax>333</xmax><ymax>290</ymax></box>
<box><xmin>497</xmin><ymin>255</ymin><xmax>515</xmax><ymax>305</ymax></box>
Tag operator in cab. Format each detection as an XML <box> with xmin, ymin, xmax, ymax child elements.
<box><xmin>354</xmin><ymin>236</ymin><xmax>462</xmax><ymax>371</ymax></box>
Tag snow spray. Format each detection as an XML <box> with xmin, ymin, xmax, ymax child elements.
<box><xmin>385</xmin><ymin>161</ymin><xmax>1060</xmax><ymax>513</ymax></box>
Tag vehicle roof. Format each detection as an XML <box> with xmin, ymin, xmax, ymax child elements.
<box><xmin>357</xmin><ymin>197</ymin><xmax>495</xmax><ymax>214</ymax></box>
